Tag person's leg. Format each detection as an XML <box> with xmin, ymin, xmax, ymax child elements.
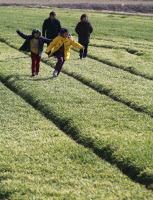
<box><xmin>31</xmin><ymin>52</ymin><xmax>37</xmax><ymax>76</ymax></box>
<box><xmin>36</xmin><ymin>55</ymin><xmax>41</xmax><ymax>75</ymax></box>
<box><xmin>54</xmin><ymin>52</ymin><xmax>64</xmax><ymax>75</ymax></box>
<box><xmin>83</xmin><ymin>43</ymin><xmax>88</xmax><ymax>58</ymax></box>
<box><xmin>80</xmin><ymin>49</ymin><xmax>83</xmax><ymax>59</ymax></box>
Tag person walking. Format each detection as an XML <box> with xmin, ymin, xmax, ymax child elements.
<box><xmin>42</xmin><ymin>11</ymin><xmax>62</xmax><ymax>41</ymax></box>
<box><xmin>75</xmin><ymin>14</ymin><xmax>93</xmax><ymax>59</ymax></box>
<box><xmin>16</xmin><ymin>28</ymin><xmax>52</xmax><ymax>76</ymax></box>
<box><xmin>45</xmin><ymin>28</ymin><xmax>84</xmax><ymax>77</ymax></box>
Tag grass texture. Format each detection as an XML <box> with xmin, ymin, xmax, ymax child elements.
<box><xmin>1</xmin><ymin>72</ymin><xmax>153</xmax><ymax>199</ymax></box>
<box><xmin>0</xmin><ymin>6</ymin><xmax>153</xmax><ymax>198</ymax></box>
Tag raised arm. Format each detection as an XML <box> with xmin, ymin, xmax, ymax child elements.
<box><xmin>16</xmin><ymin>28</ymin><xmax>29</xmax><ymax>39</ymax></box>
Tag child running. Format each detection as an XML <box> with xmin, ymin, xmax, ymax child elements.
<box><xmin>16</xmin><ymin>28</ymin><xmax>52</xmax><ymax>76</ymax></box>
<box><xmin>45</xmin><ymin>28</ymin><xmax>84</xmax><ymax>77</ymax></box>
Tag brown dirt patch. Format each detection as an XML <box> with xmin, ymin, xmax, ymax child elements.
<box><xmin>1</xmin><ymin>0</ymin><xmax>153</xmax><ymax>15</ymax></box>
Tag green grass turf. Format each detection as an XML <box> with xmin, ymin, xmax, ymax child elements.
<box><xmin>43</xmin><ymin>49</ymin><xmax>153</xmax><ymax>117</ymax></box>
<box><xmin>0</xmin><ymin>7</ymin><xmax>153</xmax><ymax>117</ymax></box>
<box><xmin>0</xmin><ymin>41</ymin><xmax>153</xmax><ymax>190</ymax></box>
<box><xmin>0</xmin><ymin>6</ymin><xmax>153</xmax><ymax>195</ymax></box>
<box><xmin>1</xmin><ymin>82</ymin><xmax>153</xmax><ymax>199</ymax></box>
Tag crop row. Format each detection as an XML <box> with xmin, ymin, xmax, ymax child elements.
<box><xmin>0</xmin><ymin>42</ymin><xmax>153</xmax><ymax>190</ymax></box>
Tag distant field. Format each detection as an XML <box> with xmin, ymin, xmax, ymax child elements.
<box><xmin>0</xmin><ymin>0</ymin><xmax>153</xmax><ymax>4</ymax></box>
<box><xmin>1</xmin><ymin>0</ymin><xmax>153</xmax><ymax>14</ymax></box>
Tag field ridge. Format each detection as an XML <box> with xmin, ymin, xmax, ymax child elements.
<box><xmin>1</xmin><ymin>71</ymin><xmax>153</xmax><ymax>199</ymax></box>
<box><xmin>1</xmin><ymin>38</ymin><xmax>153</xmax><ymax>118</ymax></box>
<box><xmin>72</xmin><ymin>47</ymin><xmax>153</xmax><ymax>81</ymax></box>
<box><xmin>1</xmin><ymin>71</ymin><xmax>153</xmax><ymax>190</ymax></box>
<box><xmin>0</xmin><ymin>42</ymin><xmax>153</xmax><ymax>190</ymax></box>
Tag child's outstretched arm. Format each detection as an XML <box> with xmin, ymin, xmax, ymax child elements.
<box><xmin>45</xmin><ymin>37</ymin><xmax>59</xmax><ymax>54</ymax></box>
<box><xmin>16</xmin><ymin>28</ymin><xmax>29</xmax><ymax>39</ymax></box>
<box><xmin>70</xmin><ymin>38</ymin><xmax>84</xmax><ymax>50</ymax></box>
<box><xmin>42</xmin><ymin>37</ymin><xmax>53</xmax><ymax>45</ymax></box>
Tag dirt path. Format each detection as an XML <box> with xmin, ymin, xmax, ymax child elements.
<box><xmin>1</xmin><ymin>0</ymin><xmax>153</xmax><ymax>16</ymax></box>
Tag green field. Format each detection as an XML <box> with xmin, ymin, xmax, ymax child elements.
<box><xmin>0</xmin><ymin>6</ymin><xmax>153</xmax><ymax>199</ymax></box>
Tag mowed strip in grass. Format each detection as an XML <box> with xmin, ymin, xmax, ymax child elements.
<box><xmin>0</xmin><ymin>42</ymin><xmax>153</xmax><ymax>188</ymax></box>
<box><xmin>0</xmin><ymin>7</ymin><xmax>153</xmax><ymax>117</ymax></box>
<box><xmin>2</xmin><ymin>84</ymin><xmax>153</xmax><ymax>199</ymax></box>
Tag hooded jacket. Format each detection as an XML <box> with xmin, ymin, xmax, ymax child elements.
<box><xmin>75</xmin><ymin>21</ymin><xmax>93</xmax><ymax>44</ymax></box>
<box><xmin>45</xmin><ymin>35</ymin><xmax>83</xmax><ymax>61</ymax></box>
<box><xmin>16</xmin><ymin>30</ymin><xmax>52</xmax><ymax>56</ymax></box>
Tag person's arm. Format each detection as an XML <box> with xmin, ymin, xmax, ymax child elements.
<box><xmin>89</xmin><ymin>22</ymin><xmax>93</xmax><ymax>33</ymax></box>
<box><xmin>42</xmin><ymin>37</ymin><xmax>53</xmax><ymax>44</ymax></box>
<box><xmin>70</xmin><ymin>38</ymin><xmax>84</xmax><ymax>50</ymax></box>
<box><xmin>75</xmin><ymin>23</ymin><xmax>80</xmax><ymax>35</ymax></box>
<box><xmin>16</xmin><ymin>28</ymin><xmax>28</xmax><ymax>39</ymax></box>
<box><xmin>45</xmin><ymin>37</ymin><xmax>58</xmax><ymax>54</ymax></box>
<box><xmin>57</xmin><ymin>20</ymin><xmax>62</xmax><ymax>34</ymax></box>
<box><xmin>42</xmin><ymin>20</ymin><xmax>47</xmax><ymax>37</ymax></box>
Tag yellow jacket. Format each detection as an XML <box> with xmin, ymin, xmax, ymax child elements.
<box><xmin>45</xmin><ymin>35</ymin><xmax>83</xmax><ymax>61</ymax></box>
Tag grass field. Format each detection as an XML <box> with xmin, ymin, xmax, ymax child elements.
<box><xmin>0</xmin><ymin>6</ymin><xmax>153</xmax><ymax>199</ymax></box>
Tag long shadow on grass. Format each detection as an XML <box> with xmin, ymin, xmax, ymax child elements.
<box><xmin>4</xmin><ymin>74</ymin><xmax>55</xmax><ymax>82</ymax></box>
<box><xmin>1</xmin><ymin>37</ymin><xmax>152</xmax><ymax>80</ymax></box>
<box><xmin>0</xmin><ymin>75</ymin><xmax>153</xmax><ymax>191</ymax></box>
<box><xmin>89</xmin><ymin>43</ymin><xmax>144</xmax><ymax>56</ymax></box>
<box><xmin>72</xmin><ymin>48</ymin><xmax>153</xmax><ymax>81</ymax></box>
<box><xmin>42</xmin><ymin>58</ymin><xmax>153</xmax><ymax>118</ymax></box>
<box><xmin>0</xmin><ymin>192</ymin><xmax>11</xmax><ymax>200</ymax></box>
<box><xmin>1</xmin><ymin>39</ymin><xmax>153</xmax><ymax>117</ymax></box>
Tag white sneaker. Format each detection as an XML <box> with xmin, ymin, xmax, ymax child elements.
<box><xmin>53</xmin><ymin>70</ymin><xmax>58</xmax><ymax>77</ymax></box>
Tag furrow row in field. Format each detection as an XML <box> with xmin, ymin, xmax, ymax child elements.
<box><xmin>44</xmin><ymin>48</ymin><xmax>153</xmax><ymax>117</ymax></box>
<box><xmin>1</xmin><ymin>38</ymin><xmax>153</xmax><ymax>118</ymax></box>
<box><xmin>3</xmin><ymin>83</ymin><xmax>153</xmax><ymax>199</ymax></box>
<box><xmin>0</xmin><ymin>42</ymin><xmax>153</xmax><ymax>189</ymax></box>
<box><xmin>73</xmin><ymin>46</ymin><xmax>153</xmax><ymax>80</ymax></box>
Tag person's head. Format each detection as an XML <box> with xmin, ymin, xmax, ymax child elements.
<box><xmin>81</xmin><ymin>14</ymin><xmax>88</xmax><ymax>22</ymax></box>
<box><xmin>32</xmin><ymin>29</ymin><xmax>41</xmax><ymax>38</ymax></box>
<box><xmin>60</xmin><ymin>28</ymin><xmax>69</xmax><ymax>38</ymax></box>
<box><xmin>50</xmin><ymin>11</ymin><xmax>56</xmax><ymax>20</ymax></box>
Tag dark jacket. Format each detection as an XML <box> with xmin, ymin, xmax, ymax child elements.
<box><xmin>42</xmin><ymin>18</ymin><xmax>62</xmax><ymax>39</ymax></box>
<box><xmin>75</xmin><ymin>21</ymin><xmax>93</xmax><ymax>44</ymax></box>
<box><xmin>17</xmin><ymin>30</ymin><xmax>52</xmax><ymax>56</ymax></box>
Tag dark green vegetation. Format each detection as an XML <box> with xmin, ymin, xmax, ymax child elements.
<box><xmin>0</xmin><ymin>6</ymin><xmax>153</xmax><ymax>199</ymax></box>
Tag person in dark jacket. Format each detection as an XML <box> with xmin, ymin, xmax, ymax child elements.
<box><xmin>42</xmin><ymin>11</ymin><xmax>62</xmax><ymax>41</ymax></box>
<box><xmin>75</xmin><ymin>14</ymin><xmax>93</xmax><ymax>59</ymax></box>
<box><xmin>16</xmin><ymin>28</ymin><xmax>52</xmax><ymax>76</ymax></box>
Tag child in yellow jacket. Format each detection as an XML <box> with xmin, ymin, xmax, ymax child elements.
<box><xmin>46</xmin><ymin>28</ymin><xmax>84</xmax><ymax>77</ymax></box>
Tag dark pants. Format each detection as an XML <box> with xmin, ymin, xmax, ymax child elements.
<box><xmin>55</xmin><ymin>51</ymin><xmax>65</xmax><ymax>75</ymax></box>
<box><xmin>31</xmin><ymin>52</ymin><xmax>41</xmax><ymax>74</ymax></box>
<box><xmin>80</xmin><ymin>43</ymin><xmax>88</xmax><ymax>58</ymax></box>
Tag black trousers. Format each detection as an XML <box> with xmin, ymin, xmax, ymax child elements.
<box><xmin>80</xmin><ymin>43</ymin><xmax>88</xmax><ymax>58</ymax></box>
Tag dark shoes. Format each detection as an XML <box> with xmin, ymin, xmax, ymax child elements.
<box><xmin>32</xmin><ymin>72</ymin><xmax>39</xmax><ymax>76</ymax></box>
